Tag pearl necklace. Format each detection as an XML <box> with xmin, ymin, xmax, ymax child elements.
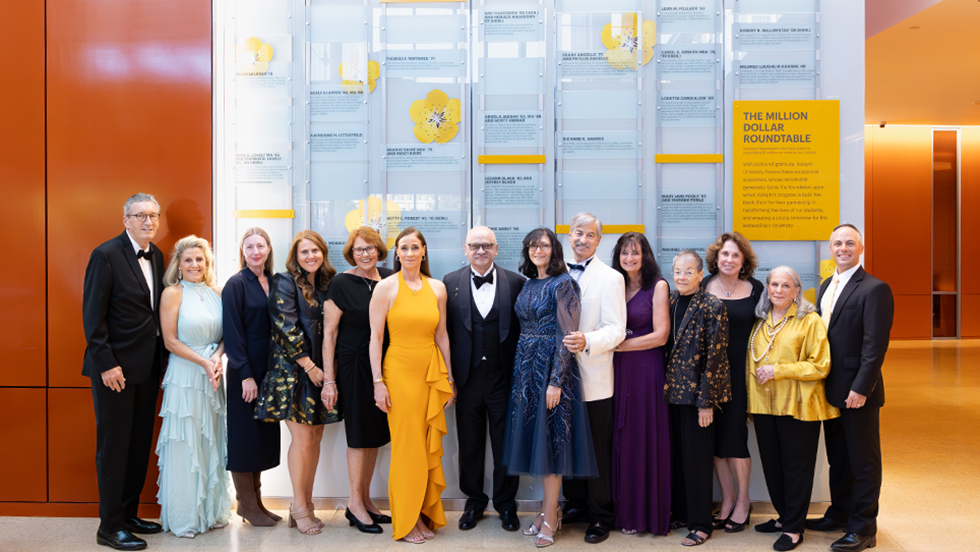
<box><xmin>750</xmin><ymin>313</ymin><xmax>791</xmax><ymax>363</ymax></box>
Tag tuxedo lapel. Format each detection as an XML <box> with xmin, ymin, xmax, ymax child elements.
<box><xmin>457</xmin><ymin>269</ymin><xmax>472</xmax><ymax>333</ymax></box>
<box><xmin>496</xmin><ymin>267</ymin><xmax>511</xmax><ymax>342</ymax></box>
<box><xmin>829</xmin><ymin>267</ymin><xmax>864</xmax><ymax>329</ymax></box>
<box><xmin>577</xmin><ymin>259</ymin><xmax>599</xmax><ymax>298</ymax></box>
<box><xmin>119</xmin><ymin>232</ymin><xmax>152</xmax><ymax>307</ymax></box>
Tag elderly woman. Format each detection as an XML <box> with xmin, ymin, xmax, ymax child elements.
<box><xmin>221</xmin><ymin>228</ymin><xmax>281</xmax><ymax>527</ymax></box>
<box><xmin>255</xmin><ymin>230</ymin><xmax>341</xmax><ymax>535</ymax></box>
<box><xmin>702</xmin><ymin>232</ymin><xmax>763</xmax><ymax>532</ymax></box>
<box><xmin>156</xmin><ymin>235</ymin><xmax>231</xmax><ymax>538</ymax></box>
<box><xmin>609</xmin><ymin>232</ymin><xmax>671</xmax><ymax>535</ymax></box>
<box><xmin>369</xmin><ymin>227</ymin><xmax>455</xmax><ymax>543</ymax></box>
<box><xmin>748</xmin><ymin>266</ymin><xmax>837</xmax><ymax>552</ymax></box>
<box><xmin>321</xmin><ymin>227</ymin><xmax>393</xmax><ymax>534</ymax></box>
<box><xmin>666</xmin><ymin>249</ymin><xmax>730</xmax><ymax>547</ymax></box>
<box><xmin>503</xmin><ymin>228</ymin><xmax>596</xmax><ymax>548</ymax></box>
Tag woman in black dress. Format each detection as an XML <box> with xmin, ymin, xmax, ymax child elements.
<box><xmin>321</xmin><ymin>227</ymin><xmax>393</xmax><ymax>533</ymax></box>
<box><xmin>255</xmin><ymin>230</ymin><xmax>341</xmax><ymax>535</ymax></box>
<box><xmin>703</xmin><ymin>233</ymin><xmax>762</xmax><ymax>533</ymax></box>
<box><xmin>221</xmin><ymin>227</ymin><xmax>281</xmax><ymax>526</ymax></box>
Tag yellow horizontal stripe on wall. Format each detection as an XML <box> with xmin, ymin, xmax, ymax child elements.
<box><xmin>555</xmin><ymin>224</ymin><xmax>645</xmax><ymax>234</ymax></box>
<box><xmin>655</xmin><ymin>154</ymin><xmax>723</xmax><ymax>163</ymax></box>
<box><xmin>478</xmin><ymin>155</ymin><xmax>547</xmax><ymax>164</ymax></box>
<box><xmin>232</xmin><ymin>210</ymin><xmax>295</xmax><ymax>219</ymax></box>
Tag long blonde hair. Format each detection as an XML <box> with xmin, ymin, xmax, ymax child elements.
<box><xmin>164</xmin><ymin>235</ymin><xmax>216</xmax><ymax>287</ymax></box>
<box><xmin>238</xmin><ymin>227</ymin><xmax>275</xmax><ymax>273</ymax></box>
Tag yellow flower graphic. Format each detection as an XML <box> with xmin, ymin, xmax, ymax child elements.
<box><xmin>601</xmin><ymin>13</ymin><xmax>655</xmax><ymax>70</ymax></box>
<box><xmin>344</xmin><ymin>197</ymin><xmax>402</xmax><ymax>248</ymax></box>
<box><xmin>409</xmin><ymin>89</ymin><xmax>461</xmax><ymax>144</ymax></box>
<box><xmin>237</xmin><ymin>37</ymin><xmax>274</xmax><ymax>73</ymax></box>
<box><xmin>338</xmin><ymin>58</ymin><xmax>380</xmax><ymax>94</ymax></box>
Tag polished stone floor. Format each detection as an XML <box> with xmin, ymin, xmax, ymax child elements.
<box><xmin>3</xmin><ymin>339</ymin><xmax>977</xmax><ymax>551</ymax></box>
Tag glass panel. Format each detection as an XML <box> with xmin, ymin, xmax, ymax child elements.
<box><xmin>309</xmin><ymin>5</ymin><xmax>367</xmax><ymax>43</ymax></box>
<box><xmin>384</xmin><ymin>15</ymin><xmax>466</xmax><ymax>45</ymax></box>
<box><xmin>479</xmin><ymin>111</ymin><xmax>544</xmax><ymax>148</ymax></box>
<box><xmin>733</xmin><ymin>14</ymin><xmax>817</xmax><ymax>52</ymax></box>
<box><xmin>657</xmin><ymin>0</ymin><xmax>719</xmax><ymax>35</ymax></box>
<box><xmin>480</xmin><ymin>7</ymin><xmax>545</xmax><ymax>43</ymax></box>
<box><xmin>933</xmin><ymin>295</ymin><xmax>957</xmax><ymax>338</ymax></box>
<box><xmin>735</xmin><ymin>51</ymin><xmax>817</xmax><ymax>89</ymax></box>
<box><xmin>933</xmin><ymin>130</ymin><xmax>958</xmax><ymax>293</ymax></box>
<box><xmin>481</xmin><ymin>58</ymin><xmax>543</xmax><ymax>95</ymax></box>
<box><xmin>559</xmin><ymin>90</ymin><xmax>639</xmax><ymax>119</ymax></box>
<box><xmin>735</xmin><ymin>0</ymin><xmax>818</xmax><ymax>14</ymax></box>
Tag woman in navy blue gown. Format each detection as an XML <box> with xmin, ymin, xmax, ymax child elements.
<box><xmin>503</xmin><ymin>228</ymin><xmax>596</xmax><ymax>548</ymax></box>
<box><xmin>221</xmin><ymin>228</ymin><xmax>281</xmax><ymax>526</ymax></box>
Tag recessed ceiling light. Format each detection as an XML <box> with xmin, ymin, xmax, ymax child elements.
<box><xmin>910</xmin><ymin>26</ymin><xmax>921</xmax><ymax>30</ymax></box>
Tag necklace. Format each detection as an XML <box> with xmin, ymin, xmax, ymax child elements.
<box><xmin>353</xmin><ymin>269</ymin><xmax>379</xmax><ymax>291</ymax></box>
<box><xmin>749</xmin><ymin>313</ymin><xmax>791</xmax><ymax>363</ymax></box>
<box><xmin>718</xmin><ymin>277</ymin><xmax>739</xmax><ymax>297</ymax></box>
<box><xmin>627</xmin><ymin>281</ymin><xmax>642</xmax><ymax>300</ymax></box>
<box><xmin>404</xmin><ymin>276</ymin><xmax>423</xmax><ymax>295</ymax></box>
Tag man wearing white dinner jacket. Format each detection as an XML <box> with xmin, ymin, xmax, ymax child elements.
<box><xmin>560</xmin><ymin>212</ymin><xmax>627</xmax><ymax>544</ymax></box>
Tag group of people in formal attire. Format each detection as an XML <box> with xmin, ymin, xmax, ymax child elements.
<box><xmin>83</xmin><ymin>193</ymin><xmax>892</xmax><ymax>552</ymax></box>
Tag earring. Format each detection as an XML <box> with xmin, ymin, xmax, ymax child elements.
<box><xmin>740</xmin><ymin>266</ymin><xmax>745</xmax><ymax>274</ymax></box>
<box><xmin>422</xmin><ymin>254</ymin><xmax>425</xmax><ymax>261</ymax></box>
<box><xmin>178</xmin><ymin>268</ymin><xmax>183</xmax><ymax>280</ymax></box>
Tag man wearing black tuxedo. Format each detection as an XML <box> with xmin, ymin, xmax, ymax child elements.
<box><xmin>83</xmin><ymin>193</ymin><xmax>167</xmax><ymax>551</ymax></box>
<box><xmin>806</xmin><ymin>223</ymin><xmax>894</xmax><ymax>552</ymax></box>
<box><xmin>444</xmin><ymin>226</ymin><xmax>525</xmax><ymax>532</ymax></box>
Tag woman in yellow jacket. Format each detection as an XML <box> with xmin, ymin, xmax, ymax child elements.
<box><xmin>747</xmin><ymin>266</ymin><xmax>839</xmax><ymax>552</ymax></box>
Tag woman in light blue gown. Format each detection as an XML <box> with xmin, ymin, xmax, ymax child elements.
<box><xmin>156</xmin><ymin>235</ymin><xmax>231</xmax><ymax>538</ymax></box>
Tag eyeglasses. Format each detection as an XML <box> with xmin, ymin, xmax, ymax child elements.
<box><xmin>466</xmin><ymin>243</ymin><xmax>496</xmax><ymax>252</ymax></box>
<box><xmin>127</xmin><ymin>213</ymin><xmax>160</xmax><ymax>222</ymax></box>
<box><xmin>352</xmin><ymin>246</ymin><xmax>377</xmax><ymax>256</ymax></box>
<box><xmin>528</xmin><ymin>243</ymin><xmax>552</xmax><ymax>252</ymax></box>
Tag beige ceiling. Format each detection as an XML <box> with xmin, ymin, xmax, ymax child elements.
<box><xmin>866</xmin><ymin>0</ymin><xmax>980</xmax><ymax>125</ymax></box>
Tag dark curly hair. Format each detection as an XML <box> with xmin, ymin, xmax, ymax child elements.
<box><xmin>705</xmin><ymin>232</ymin><xmax>757</xmax><ymax>279</ymax></box>
<box><xmin>285</xmin><ymin>230</ymin><xmax>337</xmax><ymax>307</ymax></box>
<box><xmin>611</xmin><ymin>232</ymin><xmax>662</xmax><ymax>291</ymax></box>
<box><xmin>519</xmin><ymin>228</ymin><xmax>567</xmax><ymax>279</ymax></box>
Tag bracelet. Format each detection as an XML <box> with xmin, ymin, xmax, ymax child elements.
<box><xmin>373</xmin><ymin>377</ymin><xmax>384</xmax><ymax>384</ymax></box>
<box><xmin>324</xmin><ymin>380</ymin><xmax>336</xmax><ymax>386</ymax></box>
<box><xmin>305</xmin><ymin>364</ymin><xmax>317</xmax><ymax>373</ymax></box>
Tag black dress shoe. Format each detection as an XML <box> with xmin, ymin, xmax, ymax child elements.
<box><xmin>96</xmin><ymin>528</ymin><xmax>147</xmax><ymax>551</ymax></box>
<box><xmin>368</xmin><ymin>511</ymin><xmax>392</xmax><ymax>524</ymax></box>
<box><xmin>458</xmin><ymin>509</ymin><xmax>484</xmax><ymax>530</ymax></box>
<box><xmin>124</xmin><ymin>518</ymin><xmax>163</xmax><ymax>534</ymax></box>
<box><xmin>584</xmin><ymin>522</ymin><xmax>611</xmax><ymax>544</ymax></box>
<box><xmin>499</xmin><ymin>510</ymin><xmax>520</xmax><ymax>532</ymax></box>
<box><xmin>805</xmin><ymin>516</ymin><xmax>848</xmax><ymax>532</ymax></box>
<box><xmin>755</xmin><ymin>519</ymin><xmax>782</xmax><ymax>533</ymax></box>
<box><xmin>773</xmin><ymin>533</ymin><xmax>803</xmax><ymax>551</ymax></box>
<box><xmin>346</xmin><ymin>508</ymin><xmax>383</xmax><ymax>534</ymax></box>
<box><xmin>561</xmin><ymin>507</ymin><xmax>589</xmax><ymax>524</ymax></box>
<box><xmin>831</xmin><ymin>533</ymin><xmax>877</xmax><ymax>552</ymax></box>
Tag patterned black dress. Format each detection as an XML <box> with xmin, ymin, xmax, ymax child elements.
<box><xmin>255</xmin><ymin>272</ymin><xmax>341</xmax><ymax>426</ymax></box>
<box><xmin>502</xmin><ymin>273</ymin><xmax>597</xmax><ymax>479</ymax></box>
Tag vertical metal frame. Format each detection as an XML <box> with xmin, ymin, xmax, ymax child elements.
<box><xmin>931</xmin><ymin>126</ymin><xmax>962</xmax><ymax>339</ymax></box>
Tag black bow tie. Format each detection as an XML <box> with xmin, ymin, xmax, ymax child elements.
<box><xmin>136</xmin><ymin>249</ymin><xmax>152</xmax><ymax>261</ymax></box>
<box><xmin>568</xmin><ymin>262</ymin><xmax>586</xmax><ymax>271</ymax></box>
<box><xmin>473</xmin><ymin>272</ymin><xmax>494</xmax><ymax>289</ymax></box>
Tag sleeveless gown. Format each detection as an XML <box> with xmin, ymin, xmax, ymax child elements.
<box><xmin>156</xmin><ymin>281</ymin><xmax>231</xmax><ymax>536</ymax></box>
<box><xmin>611</xmin><ymin>282</ymin><xmax>671</xmax><ymax>534</ymax></box>
<box><xmin>384</xmin><ymin>273</ymin><xmax>453</xmax><ymax>540</ymax></box>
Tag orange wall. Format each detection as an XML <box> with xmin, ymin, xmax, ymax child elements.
<box><xmin>0</xmin><ymin>0</ymin><xmax>211</xmax><ymax>515</ymax></box>
<box><xmin>865</xmin><ymin>125</ymin><xmax>980</xmax><ymax>339</ymax></box>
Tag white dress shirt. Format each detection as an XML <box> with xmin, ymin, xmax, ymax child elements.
<box><xmin>470</xmin><ymin>264</ymin><xmax>496</xmax><ymax>319</ymax></box>
<box><xmin>568</xmin><ymin>254</ymin><xmax>595</xmax><ymax>283</ymax></box>
<box><xmin>821</xmin><ymin>263</ymin><xmax>860</xmax><ymax>321</ymax></box>
<box><xmin>127</xmin><ymin>230</ymin><xmax>155</xmax><ymax>309</ymax></box>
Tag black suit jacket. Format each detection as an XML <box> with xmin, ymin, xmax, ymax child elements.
<box><xmin>444</xmin><ymin>265</ymin><xmax>525</xmax><ymax>388</ymax></box>
<box><xmin>82</xmin><ymin>230</ymin><xmax>165</xmax><ymax>385</ymax></box>
<box><xmin>817</xmin><ymin>266</ymin><xmax>894</xmax><ymax>409</ymax></box>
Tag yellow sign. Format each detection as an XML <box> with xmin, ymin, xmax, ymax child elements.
<box><xmin>732</xmin><ymin>100</ymin><xmax>839</xmax><ymax>240</ymax></box>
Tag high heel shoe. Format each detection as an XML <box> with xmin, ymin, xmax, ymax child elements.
<box><xmin>368</xmin><ymin>511</ymin><xmax>392</xmax><ymax>524</ymax></box>
<box><xmin>534</xmin><ymin>519</ymin><xmax>560</xmax><ymax>548</ymax></box>
<box><xmin>725</xmin><ymin>504</ymin><xmax>753</xmax><ymax>533</ymax></box>
<box><xmin>523</xmin><ymin>513</ymin><xmax>545</xmax><ymax>536</ymax></box>
<box><xmin>346</xmin><ymin>508</ymin><xmax>383</xmax><ymax>534</ymax></box>
<box><xmin>288</xmin><ymin>504</ymin><xmax>322</xmax><ymax>535</ymax></box>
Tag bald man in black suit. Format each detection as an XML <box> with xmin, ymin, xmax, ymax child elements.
<box><xmin>806</xmin><ymin>224</ymin><xmax>893</xmax><ymax>552</ymax></box>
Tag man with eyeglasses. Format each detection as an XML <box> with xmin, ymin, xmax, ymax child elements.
<box><xmin>443</xmin><ymin>226</ymin><xmax>526</xmax><ymax>532</ymax></box>
<box><xmin>82</xmin><ymin>193</ymin><xmax>167</xmax><ymax>550</ymax></box>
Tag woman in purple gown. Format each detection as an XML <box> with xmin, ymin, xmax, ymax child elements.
<box><xmin>610</xmin><ymin>232</ymin><xmax>672</xmax><ymax>535</ymax></box>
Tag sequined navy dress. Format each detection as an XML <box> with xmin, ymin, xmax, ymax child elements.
<box><xmin>502</xmin><ymin>273</ymin><xmax>597</xmax><ymax>479</ymax></box>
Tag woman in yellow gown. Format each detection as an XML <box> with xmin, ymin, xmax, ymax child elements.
<box><xmin>368</xmin><ymin>227</ymin><xmax>456</xmax><ymax>543</ymax></box>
